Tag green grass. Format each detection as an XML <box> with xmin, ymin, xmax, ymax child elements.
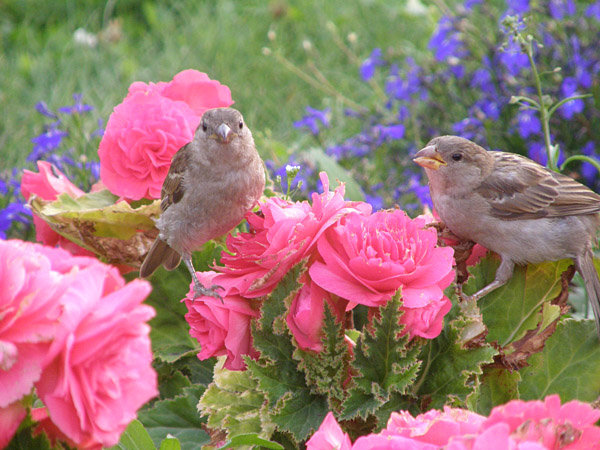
<box><xmin>0</xmin><ymin>0</ymin><xmax>434</xmax><ymax>170</ymax></box>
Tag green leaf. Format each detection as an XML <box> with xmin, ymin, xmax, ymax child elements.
<box><xmin>199</xmin><ymin>358</ymin><xmax>275</xmax><ymax>440</ymax></box>
<box><xmin>415</xmin><ymin>306</ymin><xmax>497</xmax><ymax>410</ymax></box>
<box><xmin>476</xmin><ymin>367</ymin><xmax>521</xmax><ymax>415</ymax></box>
<box><xmin>138</xmin><ymin>385</ymin><xmax>209</xmax><ymax>450</ymax></box>
<box><xmin>109</xmin><ymin>420</ymin><xmax>156</xmax><ymax>450</ymax></box>
<box><xmin>29</xmin><ymin>190</ymin><xmax>160</xmax><ymax>266</ymax></box>
<box><xmin>217</xmin><ymin>434</ymin><xmax>284</xmax><ymax>450</ymax></box>
<box><xmin>519</xmin><ymin>319</ymin><xmax>600</xmax><ymax>402</ymax></box>
<box><xmin>159</xmin><ymin>437</ymin><xmax>181</xmax><ymax>450</ymax></box>
<box><xmin>294</xmin><ymin>304</ymin><xmax>351</xmax><ymax>405</ymax></box>
<box><xmin>303</xmin><ymin>148</ymin><xmax>365</xmax><ymax>201</ymax></box>
<box><xmin>247</xmin><ymin>262</ymin><xmax>329</xmax><ymax>443</ymax></box>
<box><xmin>464</xmin><ymin>256</ymin><xmax>573</xmax><ymax>346</ymax></box>
<box><xmin>341</xmin><ymin>295</ymin><xmax>422</xmax><ymax>420</ymax></box>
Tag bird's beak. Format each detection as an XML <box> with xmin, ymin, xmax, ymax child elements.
<box><xmin>214</xmin><ymin>123</ymin><xmax>235</xmax><ymax>143</ymax></box>
<box><xmin>413</xmin><ymin>145</ymin><xmax>447</xmax><ymax>170</ymax></box>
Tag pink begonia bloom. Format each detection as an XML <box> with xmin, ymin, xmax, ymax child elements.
<box><xmin>479</xmin><ymin>395</ymin><xmax>600</xmax><ymax>449</ymax></box>
<box><xmin>216</xmin><ymin>172</ymin><xmax>371</xmax><ymax>298</ymax></box>
<box><xmin>0</xmin><ymin>240</ymin><xmax>73</xmax><ymax>409</ymax></box>
<box><xmin>129</xmin><ymin>69</ymin><xmax>233</xmax><ymax>117</ymax></box>
<box><xmin>35</xmin><ymin>262</ymin><xmax>157</xmax><ymax>447</ymax></box>
<box><xmin>309</xmin><ymin>210</ymin><xmax>454</xmax><ymax>339</ymax></box>
<box><xmin>385</xmin><ymin>407</ymin><xmax>486</xmax><ymax>446</ymax></box>
<box><xmin>21</xmin><ymin>161</ymin><xmax>94</xmax><ymax>257</ymax></box>
<box><xmin>352</xmin><ymin>433</ymin><xmax>439</xmax><ymax>450</ymax></box>
<box><xmin>306</xmin><ymin>412</ymin><xmax>352</xmax><ymax>450</ymax></box>
<box><xmin>286</xmin><ymin>274</ymin><xmax>348</xmax><ymax>352</ymax></box>
<box><xmin>98</xmin><ymin>89</ymin><xmax>200</xmax><ymax>200</ymax></box>
<box><xmin>184</xmin><ymin>271</ymin><xmax>260</xmax><ymax>370</ymax></box>
<box><xmin>0</xmin><ymin>402</ymin><xmax>26</xmax><ymax>448</ymax></box>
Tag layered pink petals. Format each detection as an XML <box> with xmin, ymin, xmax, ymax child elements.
<box><xmin>286</xmin><ymin>275</ymin><xmax>348</xmax><ymax>351</ymax></box>
<box><xmin>309</xmin><ymin>210</ymin><xmax>454</xmax><ymax>339</ymax></box>
<box><xmin>308</xmin><ymin>395</ymin><xmax>600</xmax><ymax>449</ymax></box>
<box><xmin>0</xmin><ymin>239</ymin><xmax>157</xmax><ymax>448</ymax></box>
<box><xmin>36</xmin><ymin>263</ymin><xmax>157</xmax><ymax>447</ymax></box>
<box><xmin>0</xmin><ymin>402</ymin><xmax>27</xmax><ymax>448</ymax></box>
<box><xmin>185</xmin><ymin>271</ymin><xmax>260</xmax><ymax>370</ymax></box>
<box><xmin>215</xmin><ymin>173</ymin><xmax>371</xmax><ymax>298</ymax></box>
<box><xmin>99</xmin><ymin>70</ymin><xmax>233</xmax><ymax>200</ymax></box>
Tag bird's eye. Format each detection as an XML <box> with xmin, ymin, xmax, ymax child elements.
<box><xmin>202</xmin><ymin>123</ymin><xmax>207</xmax><ymax>132</ymax></box>
<box><xmin>238</xmin><ymin>121</ymin><xmax>244</xmax><ymax>130</ymax></box>
<box><xmin>451</xmin><ymin>153</ymin><xmax>462</xmax><ymax>161</ymax></box>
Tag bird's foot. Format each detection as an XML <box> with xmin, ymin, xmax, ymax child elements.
<box><xmin>193</xmin><ymin>283</ymin><xmax>224</xmax><ymax>302</ymax></box>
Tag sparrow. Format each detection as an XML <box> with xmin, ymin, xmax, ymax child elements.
<box><xmin>140</xmin><ymin>107</ymin><xmax>265</xmax><ymax>298</ymax></box>
<box><xmin>413</xmin><ymin>135</ymin><xmax>600</xmax><ymax>334</ymax></box>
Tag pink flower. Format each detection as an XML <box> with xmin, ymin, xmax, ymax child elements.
<box><xmin>0</xmin><ymin>402</ymin><xmax>27</xmax><ymax>448</ymax></box>
<box><xmin>129</xmin><ymin>69</ymin><xmax>233</xmax><ymax>117</ymax></box>
<box><xmin>309</xmin><ymin>210</ymin><xmax>454</xmax><ymax>339</ymax></box>
<box><xmin>352</xmin><ymin>433</ymin><xmax>439</xmax><ymax>449</ymax></box>
<box><xmin>98</xmin><ymin>90</ymin><xmax>199</xmax><ymax>200</ymax></box>
<box><xmin>286</xmin><ymin>274</ymin><xmax>348</xmax><ymax>352</ymax></box>
<box><xmin>21</xmin><ymin>161</ymin><xmax>94</xmax><ymax>257</ymax></box>
<box><xmin>215</xmin><ymin>172</ymin><xmax>371</xmax><ymax>297</ymax></box>
<box><xmin>184</xmin><ymin>271</ymin><xmax>260</xmax><ymax>370</ymax></box>
<box><xmin>31</xmin><ymin>407</ymin><xmax>101</xmax><ymax>450</ymax></box>
<box><xmin>384</xmin><ymin>407</ymin><xmax>486</xmax><ymax>446</ymax></box>
<box><xmin>479</xmin><ymin>395</ymin><xmax>600</xmax><ymax>449</ymax></box>
<box><xmin>306</xmin><ymin>412</ymin><xmax>352</xmax><ymax>450</ymax></box>
<box><xmin>0</xmin><ymin>240</ymin><xmax>71</xmax><ymax>409</ymax></box>
<box><xmin>35</xmin><ymin>262</ymin><xmax>157</xmax><ymax>447</ymax></box>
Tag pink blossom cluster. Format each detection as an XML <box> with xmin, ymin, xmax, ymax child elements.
<box><xmin>0</xmin><ymin>240</ymin><xmax>157</xmax><ymax>449</ymax></box>
<box><xmin>98</xmin><ymin>70</ymin><xmax>233</xmax><ymax>200</ymax></box>
<box><xmin>184</xmin><ymin>172</ymin><xmax>455</xmax><ymax>370</ymax></box>
<box><xmin>307</xmin><ymin>395</ymin><xmax>600</xmax><ymax>449</ymax></box>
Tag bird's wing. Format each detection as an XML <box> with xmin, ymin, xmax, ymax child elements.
<box><xmin>160</xmin><ymin>143</ymin><xmax>191</xmax><ymax>212</ymax></box>
<box><xmin>476</xmin><ymin>152</ymin><xmax>600</xmax><ymax>219</ymax></box>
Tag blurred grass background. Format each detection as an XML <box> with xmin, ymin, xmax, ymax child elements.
<box><xmin>0</xmin><ymin>0</ymin><xmax>434</xmax><ymax>169</ymax></box>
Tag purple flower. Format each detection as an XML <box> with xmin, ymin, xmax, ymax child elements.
<box><xmin>499</xmin><ymin>38</ymin><xmax>529</xmax><ymax>76</ymax></box>
<box><xmin>0</xmin><ymin>178</ymin><xmax>7</xmax><ymax>195</ymax></box>
<box><xmin>452</xmin><ymin>117</ymin><xmax>484</xmax><ymax>141</ymax></box>
<box><xmin>28</xmin><ymin>127</ymin><xmax>68</xmax><ymax>162</ymax></box>
<box><xmin>517</xmin><ymin>109</ymin><xmax>542</xmax><ymax>139</ymax></box>
<box><xmin>374</xmin><ymin>124</ymin><xmax>405</xmax><ymax>143</ymax></box>
<box><xmin>505</xmin><ymin>0</ymin><xmax>530</xmax><ymax>14</ymax></box>
<box><xmin>364</xmin><ymin>194</ymin><xmax>384</xmax><ymax>211</ymax></box>
<box><xmin>548</xmin><ymin>0</ymin><xmax>576</xmax><ymax>20</ymax></box>
<box><xmin>360</xmin><ymin>48</ymin><xmax>385</xmax><ymax>81</ymax></box>
<box><xmin>586</xmin><ymin>1</ymin><xmax>600</xmax><ymax>20</ymax></box>
<box><xmin>527</xmin><ymin>141</ymin><xmax>565</xmax><ymax>167</ymax></box>
<box><xmin>464</xmin><ymin>0</ymin><xmax>483</xmax><ymax>11</ymax></box>
<box><xmin>57</xmin><ymin>93</ymin><xmax>93</xmax><ymax>115</ymax></box>
<box><xmin>428</xmin><ymin>17</ymin><xmax>464</xmax><ymax>61</ymax></box>
<box><xmin>559</xmin><ymin>77</ymin><xmax>584</xmax><ymax>119</ymax></box>
<box><xmin>581</xmin><ymin>142</ymin><xmax>598</xmax><ymax>184</ymax></box>
<box><xmin>91</xmin><ymin>118</ymin><xmax>105</xmax><ymax>138</ymax></box>
<box><xmin>293</xmin><ymin>106</ymin><xmax>331</xmax><ymax>136</ymax></box>
<box><xmin>35</xmin><ymin>101</ymin><xmax>57</xmax><ymax>118</ymax></box>
<box><xmin>0</xmin><ymin>201</ymin><xmax>32</xmax><ymax>239</ymax></box>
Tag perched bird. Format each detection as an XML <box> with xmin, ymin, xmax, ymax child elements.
<box><xmin>140</xmin><ymin>107</ymin><xmax>265</xmax><ymax>298</ymax></box>
<box><xmin>413</xmin><ymin>135</ymin><xmax>600</xmax><ymax>333</ymax></box>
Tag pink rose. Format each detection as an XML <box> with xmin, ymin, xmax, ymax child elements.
<box><xmin>184</xmin><ymin>271</ymin><xmax>260</xmax><ymax>370</ymax></box>
<box><xmin>0</xmin><ymin>402</ymin><xmax>27</xmax><ymax>448</ymax></box>
<box><xmin>309</xmin><ymin>210</ymin><xmax>454</xmax><ymax>338</ymax></box>
<box><xmin>216</xmin><ymin>172</ymin><xmax>371</xmax><ymax>297</ymax></box>
<box><xmin>306</xmin><ymin>412</ymin><xmax>352</xmax><ymax>450</ymax></box>
<box><xmin>35</xmin><ymin>262</ymin><xmax>157</xmax><ymax>447</ymax></box>
<box><xmin>0</xmin><ymin>240</ymin><xmax>71</xmax><ymax>409</ymax></box>
<box><xmin>21</xmin><ymin>161</ymin><xmax>94</xmax><ymax>257</ymax></box>
<box><xmin>286</xmin><ymin>274</ymin><xmax>348</xmax><ymax>352</ymax></box>
<box><xmin>98</xmin><ymin>90</ymin><xmax>199</xmax><ymax>200</ymax></box>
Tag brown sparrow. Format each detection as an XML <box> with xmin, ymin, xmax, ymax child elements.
<box><xmin>413</xmin><ymin>135</ymin><xmax>600</xmax><ymax>334</ymax></box>
<box><xmin>140</xmin><ymin>107</ymin><xmax>265</xmax><ymax>298</ymax></box>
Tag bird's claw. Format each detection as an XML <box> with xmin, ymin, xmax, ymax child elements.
<box><xmin>193</xmin><ymin>283</ymin><xmax>225</xmax><ymax>302</ymax></box>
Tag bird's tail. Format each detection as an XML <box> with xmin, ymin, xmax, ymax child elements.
<box><xmin>575</xmin><ymin>250</ymin><xmax>600</xmax><ymax>337</ymax></box>
<box><xmin>139</xmin><ymin>238</ymin><xmax>181</xmax><ymax>278</ymax></box>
